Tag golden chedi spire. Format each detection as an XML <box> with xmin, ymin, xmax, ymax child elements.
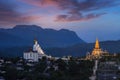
<box><xmin>95</xmin><ymin>38</ymin><xmax>100</xmax><ymax>49</ymax></box>
<box><xmin>89</xmin><ymin>38</ymin><xmax>103</xmax><ymax>60</ymax></box>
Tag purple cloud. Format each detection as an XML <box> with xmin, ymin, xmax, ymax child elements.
<box><xmin>21</xmin><ymin>0</ymin><xmax>120</xmax><ymax>22</ymax></box>
<box><xmin>56</xmin><ymin>13</ymin><xmax>106</xmax><ymax>22</ymax></box>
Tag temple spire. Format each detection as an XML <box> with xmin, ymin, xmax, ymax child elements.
<box><xmin>95</xmin><ymin>38</ymin><xmax>100</xmax><ymax>49</ymax></box>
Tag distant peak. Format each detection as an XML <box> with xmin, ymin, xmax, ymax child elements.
<box><xmin>13</xmin><ymin>25</ymin><xmax>43</xmax><ymax>29</ymax></box>
<box><xmin>59</xmin><ymin>29</ymin><xmax>68</xmax><ymax>31</ymax></box>
<box><xmin>59</xmin><ymin>29</ymin><xmax>73</xmax><ymax>32</ymax></box>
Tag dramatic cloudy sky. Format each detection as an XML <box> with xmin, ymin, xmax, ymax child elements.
<box><xmin>0</xmin><ymin>0</ymin><xmax>120</xmax><ymax>42</ymax></box>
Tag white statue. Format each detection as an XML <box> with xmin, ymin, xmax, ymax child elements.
<box><xmin>33</xmin><ymin>40</ymin><xmax>44</xmax><ymax>55</ymax></box>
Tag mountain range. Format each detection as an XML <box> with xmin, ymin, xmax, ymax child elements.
<box><xmin>46</xmin><ymin>40</ymin><xmax>120</xmax><ymax>57</ymax></box>
<box><xmin>0</xmin><ymin>25</ymin><xmax>85</xmax><ymax>48</ymax></box>
<box><xmin>0</xmin><ymin>25</ymin><xmax>120</xmax><ymax>57</ymax></box>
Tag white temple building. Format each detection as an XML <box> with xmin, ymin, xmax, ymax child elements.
<box><xmin>23</xmin><ymin>39</ymin><xmax>51</xmax><ymax>62</ymax></box>
<box><xmin>24</xmin><ymin>51</ymin><xmax>39</xmax><ymax>62</ymax></box>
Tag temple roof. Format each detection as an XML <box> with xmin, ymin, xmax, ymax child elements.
<box><xmin>95</xmin><ymin>38</ymin><xmax>100</xmax><ymax>49</ymax></box>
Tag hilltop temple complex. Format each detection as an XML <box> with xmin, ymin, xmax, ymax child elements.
<box><xmin>23</xmin><ymin>38</ymin><xmax>110</xmax><ymax>61</ymax></box>
<box><xmin>23</xmin><ymin>39</ymin><xmax>51</xmax><ymax>62</ymax></box>
<box><xmin>86</xmin><ymin>38</ymin><xmax>109</xmax><ymax>60</ymax></box>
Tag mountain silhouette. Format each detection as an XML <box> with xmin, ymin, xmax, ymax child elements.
<box><xmin>0</xmin><ymin>25</ymin><xmax>119</xmax><ymax>57</ymax></box>
<box><xmin>0</xmin><ymin>25</ymin><xmax>85</xmax><ymax>48</ymax></box>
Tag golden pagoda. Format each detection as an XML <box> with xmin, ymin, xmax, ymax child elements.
<box><xmin>95</xmin><ymin>39</ymin><xmax>100</xmax><ymax>49</ymax></box>
<box><xmin>91</xmin><ymin>38</ymin><xmax>102</xmax><ymax>59</ymax></box>
<box><xmin>85</xmin><ymin>38</ymin><xmax>110</xmax><ymax>60</ymax></box>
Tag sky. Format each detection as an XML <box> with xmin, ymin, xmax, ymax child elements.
<box><xmin>0</xmin><ymin>0</ymin><xmax>120</xmax><ymax>42</ymax></box>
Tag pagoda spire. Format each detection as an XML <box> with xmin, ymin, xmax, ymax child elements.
<box><xmin>95</xmin><ymin>38</ymin><xmax>100</xmax><ymax>49</ymax></box>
